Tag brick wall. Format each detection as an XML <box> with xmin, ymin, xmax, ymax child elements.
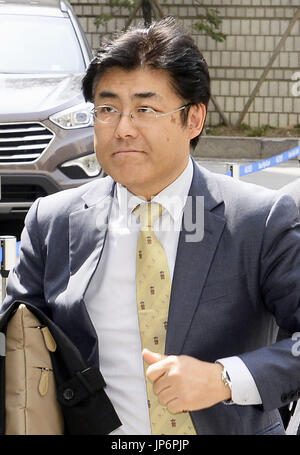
<box><xmin>70</xmin><ymin>0</ymin><xmax>300</xmax><ymax>129</ymax></box>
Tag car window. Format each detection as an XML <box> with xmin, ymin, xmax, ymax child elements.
<box><xmin>0</xmin><ymin>14</ymin><xmax>85</xmax><ymax>74</ymax></box>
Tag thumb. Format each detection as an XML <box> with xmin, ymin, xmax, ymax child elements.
<box><xmin>142</xmin><ymin>348</ymin><xmax>166</xmax><ymax>365</ymax></box>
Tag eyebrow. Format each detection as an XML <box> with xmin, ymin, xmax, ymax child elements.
<box><xmin>133</xmin><ymin>92</ymin><xmax>163</xmax><ymax>101</ymax></box>
<box><xmin>97</xmin><ymin>90</ymin><xmax>163</xmax><ymax>101</ymax></box>
<box><xmin>97</xmin><ymin>91</ymin><xmax>118</xmax><ymax>100</ymax></box>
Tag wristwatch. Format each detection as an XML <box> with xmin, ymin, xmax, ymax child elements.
<box><xmin>221</xmin><ymin>365</ymin><xmax>232</xmax><ymax>390</ymax></box>
<box><xmin>216</xmin><ymin>362</ymin><xmax>234</xmax><ymax>404</ymax></box>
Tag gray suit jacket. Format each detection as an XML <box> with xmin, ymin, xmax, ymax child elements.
<box><xmin>277</xmin><ymin>178</ymin><xmax>300</xmax><ymax>346</ymax></box>
<box><xmin>2</xmin><ymin>160</ymin><xmax>300</xmax><ymax>435</ymax></box>
<box><xmin>278</xmin><ymin>178</ymin><xmax>300</xmax><ymax>211</ymax></box>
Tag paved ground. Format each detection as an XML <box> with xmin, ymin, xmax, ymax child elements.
<box><xmin>196</xmin><ymin>157</ymin><xmax>300</xmax><ymax>189</ymax></box>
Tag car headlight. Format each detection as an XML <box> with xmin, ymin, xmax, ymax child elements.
<box><xmin>49</xmin><ymin>102</ymin><xmax>94</xmax><ymax>129</ymax></box>
<box><xmin>60</xmin><ymin>153</ymin><xmax>101</xmax><ymax>177</ymax></box>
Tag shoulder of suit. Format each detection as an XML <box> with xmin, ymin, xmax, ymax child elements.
<box><xmin>277</xmin><ymin>178</ymin><xmax>300</xmax><ymax>210</ymax></box>
<box><xmin>195</xmin><ymin>162</ymin><xmax>276</xmax><ymax>204</ymax></box>
<box><xmin>194</xmin><ymin>162</ymin><xmax>299</xmax><ymax>227</ymax></box>
<box><xmin>31</xmin><ymin>175</ymin><xmax>115</xmax><ymax>219</ymax></box>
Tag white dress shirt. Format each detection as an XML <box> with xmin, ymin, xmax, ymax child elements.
<box><xmin>84</xmin><ymin>158</ymin><xmax>261</xmax><ymax>435</ymax></box>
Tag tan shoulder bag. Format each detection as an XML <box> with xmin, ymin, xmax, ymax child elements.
<box><xmin>5</xmin><ymin>304</ymin><xmax>64</xmax><ymax>434</ymax></box>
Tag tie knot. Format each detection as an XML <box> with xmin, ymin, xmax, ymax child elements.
<box><xmin>134</xmin><ymin>203</ymin><xmax>163</xmax><ymax>229</ymax></box>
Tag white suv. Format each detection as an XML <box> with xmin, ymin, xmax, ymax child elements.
<box><xmin>0</xmin><ymin>0</ymin><xmax>103</xmax><ymax>237</ymax></box>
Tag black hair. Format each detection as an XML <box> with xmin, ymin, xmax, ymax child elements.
<box><xmin>82</xmin><ymin>16</ymin><xmax>210</xmax><ymax>149</ymax></box>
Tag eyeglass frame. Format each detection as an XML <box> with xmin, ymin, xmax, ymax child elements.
<box><xmin>91</xmin><ymin>103</ymin><xmax>191</xmax><ymax>125</ymax></box>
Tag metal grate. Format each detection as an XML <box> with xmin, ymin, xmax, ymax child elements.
<box><xmin>0</xmin><ymin>184</ymin><xmax>48</xmax><ymax>202</ymax></box>
<box><xmin>0</xmin><ymin>122</ymin><xmax>54</xmax><ymax>163</ymax></box>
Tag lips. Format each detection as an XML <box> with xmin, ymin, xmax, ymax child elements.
<box><xmin>113</xmin><ymin>150</ymin><xmax>143</xmax><ymax>155</ymax></box>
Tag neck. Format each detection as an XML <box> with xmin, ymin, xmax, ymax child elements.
<box><xmin>125</xmin><ymin>158</ymin><xmax>190</xmax><ymax>201</ymax></box>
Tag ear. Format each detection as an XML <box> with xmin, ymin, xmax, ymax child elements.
<box><xmin>187</xmin><ymin>103</ymin><xmax>206</xmax><ymax>140</ymax></box>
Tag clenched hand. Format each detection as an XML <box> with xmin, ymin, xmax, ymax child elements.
<box><xmin>142</xmin><ymin>348</ymin><xmax>231</xmax><ymax>414</ymax></box>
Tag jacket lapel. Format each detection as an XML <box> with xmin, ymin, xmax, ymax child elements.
<box><xmin>68</xmin><ymin>177</ymin><xmax>115</xmax><ymax>301</ymax></box>
<box><xmin>165</xmin><ymin>161</ymin><xmax>226</xmax><ymax>355</ymax></box>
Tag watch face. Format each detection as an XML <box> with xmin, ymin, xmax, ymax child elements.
<box><xmin>222</xmin><ymin>368</ymin><xmax>232</xmax><ymax>389</ymax></box>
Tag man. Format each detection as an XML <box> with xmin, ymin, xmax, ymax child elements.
<box><xmin>2</xmin><ymin>18</ymin><xmax>300</xmax><ymax>435</ymax></box>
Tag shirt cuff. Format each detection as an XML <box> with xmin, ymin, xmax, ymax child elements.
<box><xmin>216</xmin><ymin>356</ymin><xmax>262</xmax><ymax>405</ymax></box>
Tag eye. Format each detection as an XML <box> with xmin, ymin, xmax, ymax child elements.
<box><xmin>98</xmin><ymin>105</ymin><xmax>117</xmax><ymax>114</ymax></box>
<box><xmin>136</xmin><ymin>106</ymin><xmax>156</xmax><ymax>115</ymax></box>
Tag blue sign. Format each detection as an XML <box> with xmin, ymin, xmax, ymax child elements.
<box><xmin>0</xmin><ymin>241</ymin><xmax>20</xmax><ymax>262</ymax></box>
<box><xmin>239</xmin><ymin>146</ymin><xmax>300</xmax><ymax>177</ymax></box>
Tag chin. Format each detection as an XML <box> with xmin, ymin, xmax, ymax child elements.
<box><xmin>110</xmin><ymin>171</ymin><xmax>141</xmax><ymax>190</ymax></box>
<box><xmin>107</xmin><ymin>163</ymin><xmax>145</xmax><ymax>184</ymax></box>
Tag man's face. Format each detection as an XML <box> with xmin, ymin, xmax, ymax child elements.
<box><xmin>93</xmin><ymin>67</ymin><xmax>205</xmax><ymax>199</ymax></box>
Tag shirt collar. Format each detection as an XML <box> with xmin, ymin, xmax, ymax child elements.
<box><xmin>116</xmin><ymin>156</ymin><xmax>194</xmax><ymax>222</ymax></box>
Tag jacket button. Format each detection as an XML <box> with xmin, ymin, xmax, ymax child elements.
<box><xmin>63</xmin><ymin>388</ymin><xmax>74</xmax><ymax>401</ymax></box>
<box><xmin>288</xmin><ymin>391</ymin><xmax>296</xmax><ymax>400</ymax></box>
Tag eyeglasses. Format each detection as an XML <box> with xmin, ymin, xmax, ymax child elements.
<box><xmin>91</xmin><ymin>104</ymin><xmax>190</xmax><ymax>126</ymax></box>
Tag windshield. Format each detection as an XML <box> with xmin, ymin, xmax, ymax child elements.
<box><xmin>0</xmin><ymin>14</ymin><xmax>86</xmax><ymax>74</ymax></box>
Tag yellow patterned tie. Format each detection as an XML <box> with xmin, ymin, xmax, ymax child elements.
<box><xmin>135</xmin><ymin>203</ymin><xmax>196</xmax><ymax>435</ymax></box>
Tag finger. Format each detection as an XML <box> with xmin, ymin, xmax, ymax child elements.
<box><xmin>156</xmin><ymin>386</ymin><xmax>176</xmax><ymax>407</ymax></box>
<box><xmin>166</xmin><ymin>397</ymin><xmax>184</xmax><ymax>414</ymax></box>
<box><xmin>146</xmin><ymin>362</ymin><xmax>166</xmax><ymax>383</ymax></box>
<box><xmin>153</xmin><ymin>375</ymin><xmax>171</xmax><ymax>396</ymax></box>
<box><xmin>142</xmin><ymin>348</ymin><xmax>166</xmax><ymax>365</ymax></box>
<box><xmin>143</xmin><ymin>349</ymin><xmax>168</xmax><ymax>383</ymax></box>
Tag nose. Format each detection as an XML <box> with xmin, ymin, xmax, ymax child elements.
<box><xmin>114</xmin><ymin>112</ymin><xmax>139</xmax><ymax>139</ymax></box>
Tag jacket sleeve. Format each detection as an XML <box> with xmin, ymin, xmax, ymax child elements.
<box><xmin>1</xmin><ymin>198</ymin><xmax>51</xmax><ymax>318</ymax></box>
<box><xmin>239</xmin><ymin>194</ymin><xmax>300</xmax><ymax>412</ymax></box>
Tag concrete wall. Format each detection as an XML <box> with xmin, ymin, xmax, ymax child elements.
<box><xmin>70</xmin><ymin>0</ymin><xmax>300</xmax><ymax>129</ymax></box>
